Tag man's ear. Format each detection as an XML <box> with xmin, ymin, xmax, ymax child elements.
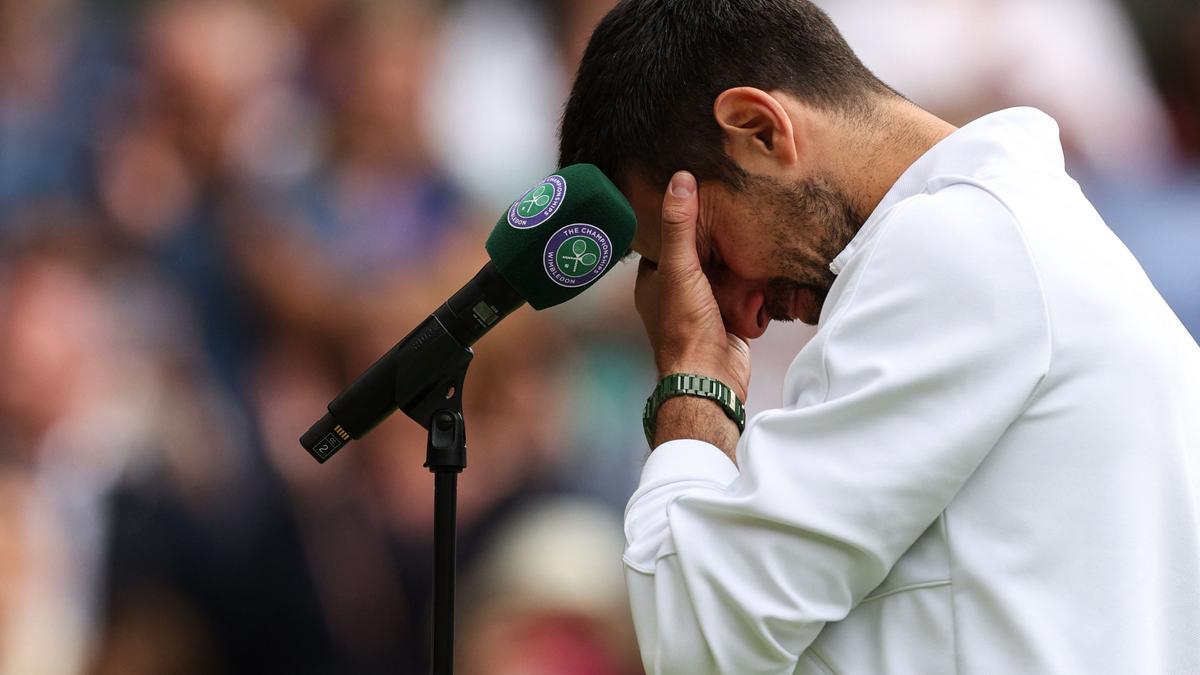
<box><xmin>713</xmin><ymin>87</ymin><xmax>800</xmax><ymax>173</ymax></box>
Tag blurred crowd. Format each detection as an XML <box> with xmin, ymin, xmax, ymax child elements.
<box><xmin>0</xmin><ymin>0</ymin><xmax>1195</xmax><ymax>674</ymax></box>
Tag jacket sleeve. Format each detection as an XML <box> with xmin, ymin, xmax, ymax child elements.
<box><xmin>623</xmin><ymin>185</ymin><xmax>1052</xmax><ymax>674</ymax></box>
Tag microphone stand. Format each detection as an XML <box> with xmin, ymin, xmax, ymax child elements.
<box><xmin>302</xmin><ymin>266</ymin><xmax>525</xmax><ymax>673</ymax></box>
<box><xmin>400</xmin><ymin>347</ymin><xmax>474</xmax><ymax>675</ymax></box>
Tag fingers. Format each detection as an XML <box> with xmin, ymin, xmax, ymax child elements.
<box><xmin>727</xmin><ymin>331</ymin><xmax>750</xmax><ymax>353</ymax></box>
<box><xmin>659</xmin><ymin>171</ymin><xmax>700</xmax><ymax>269</ymax></box>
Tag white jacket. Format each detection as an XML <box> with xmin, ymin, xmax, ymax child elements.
<box><xmin>624</xmin><ymin>108</ymin><xmax>1200</xmax><ymax>674</ymax></box>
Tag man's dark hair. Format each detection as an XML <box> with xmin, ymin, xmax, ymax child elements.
<box><xmin>559</xmin><ymin>0</ymin><xmax>895</xmax><ymax>189</ymax></box>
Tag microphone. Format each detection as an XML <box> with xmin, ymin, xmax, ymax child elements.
<box><xmin>299</xmin><ymin>164</ymin><xmax>637</xmax><ymax>462</ymax></box>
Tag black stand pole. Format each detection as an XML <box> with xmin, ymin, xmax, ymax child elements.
<box><xmin>300</xmin><ymin>283</ymin><xmax>512</xmax><ymax>672</ymax></box>
<box><xmin>423</xmin><ymin>369</ymin><xmax>469</xmax><ymax>675</ymax></box>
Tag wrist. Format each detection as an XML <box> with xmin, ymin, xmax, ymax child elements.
<box><xmin>656</xmin><ymin>344</ymin><xmax>750</xmax><ymax>403</ymax></box>
<box><xmin>653</xmin><ymin>396</ymin><xmax>740</xmax><ymax>462</ymax></box>
<box><xmin>643</xmin><ymin>372</ymin><xmax>745</xmax><ymax>461</ymax></box>
<box><xmin>657</xmin><ymin>362</ymin><xmax>745</xmax><ymax>400</ymax></box>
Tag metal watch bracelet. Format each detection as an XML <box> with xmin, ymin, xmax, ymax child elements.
<box><xmin>642</xmin><ymin>373</ymin><xmax>747</xmax><ymax>447</ymax></box>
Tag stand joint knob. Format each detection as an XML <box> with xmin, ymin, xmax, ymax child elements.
<box><xmin>425</xmin><ymin>410</ymin><xmax>466</xmax><ymax>472</ymax></box>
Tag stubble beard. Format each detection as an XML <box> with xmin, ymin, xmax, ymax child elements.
<box><xmin>744</xmin><ymin>173</ymin><xmax>865</xmax><ymax>325</ymax></box>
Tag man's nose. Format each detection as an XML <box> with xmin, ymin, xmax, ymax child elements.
<box><xmin>711</xmin><ymin>278</ymin><xmax>769</xmax><ymax>340</ymax></box>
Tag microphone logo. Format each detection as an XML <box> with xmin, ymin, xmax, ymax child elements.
<box><xmin>520</xmin><ymin>186</ymin><xmax>551</xmax><ymax>214</ymax></box>
<box><xmin>544</xmin><ymin>224</ymin><xmax>613</xmax><ymax>288</ymax></box>
<box><xmin>508</xmin><ymin>174</ymin><xmax>567</xmax><ymax>229</ymax></box>
<box><xmin>559</xmin><ymin>238</ymin><xmax>599</xmax><ymax>275</ymax></box>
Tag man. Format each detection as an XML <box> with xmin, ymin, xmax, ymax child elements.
<box><xmin>558</xmin><ymin>1</ymin><xmax>1200</xmax><ymax>673</ymax></box>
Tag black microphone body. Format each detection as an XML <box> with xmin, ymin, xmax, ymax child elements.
<box><xmin>299</xmin><ymin>263</ymin><xmax>523</xmax><ymax>462</ymax></box>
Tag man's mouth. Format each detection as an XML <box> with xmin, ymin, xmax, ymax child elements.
<box><xmin>763</xmin><ymin>284</ymin><xmax>801</xmax><ymax>323</ymax></box>
<box><xmin>791</xmin><ymin>286</ymin><xmax>806</xmax><ymax>322</ymax></box>
<box><xmin>762</xmin><ymin>284</ymin><xmax>820</xmax><ymax>325</ymax></box>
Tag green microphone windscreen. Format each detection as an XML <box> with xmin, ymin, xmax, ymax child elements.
<box><xmin>486</xmin><ymin>164</ymin><xmax>636</xmax><ymax>310</ymax></box>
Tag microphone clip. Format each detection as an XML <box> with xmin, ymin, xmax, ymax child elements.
<box><xmin>422</xmin><ymin>364</ymin><xmax>469</xmax><ymax>474</ymax></box>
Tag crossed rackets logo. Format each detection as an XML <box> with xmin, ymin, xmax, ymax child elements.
<box><xmin>518</xmin><ymin>184</ymin><xmax>554</xmax><ymax>217</ymax></box>
<box><xmin>556</xmin><ymin>236</ymin><xmax>601</xmax><ymax>276</ymax></box>
<box><xmin>509</xmin><ymin>175</ymin><xmax>566</xmax><ymax>230</ymax></box>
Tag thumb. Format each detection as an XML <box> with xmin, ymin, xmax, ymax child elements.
<box><xmin>659</xmin><ymin>171</ymin><xmax>700</xmax><ymax>268</ymax></box>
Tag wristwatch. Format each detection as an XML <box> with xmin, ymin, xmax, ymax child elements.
<box><xmin>643</xmin><ymin>373</ymin><xmax>746</xmax><ymax>448</ymax></box>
